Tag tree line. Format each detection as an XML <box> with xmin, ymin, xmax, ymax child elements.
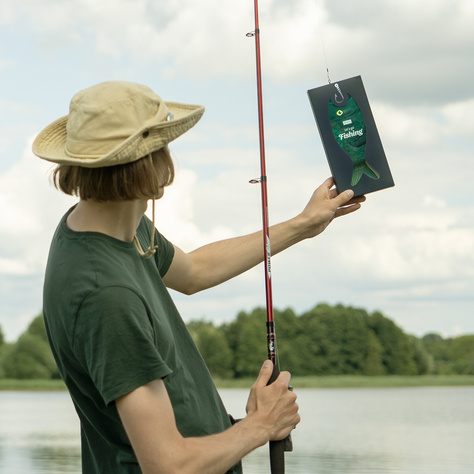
<box><xmin>0</xmin><ymin>314</ymin><xmax>58</xmax><ymax>379</ymax></box>
<box><xmin>1</xmin><ymin>303</ymin><xmax>473</xmax><ymax>380</ymax></box>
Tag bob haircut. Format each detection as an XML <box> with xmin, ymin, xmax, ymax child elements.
<box><xmin>52</xmin><ymin>146</ymin><xmax>174</xmax><ymax>202</ymax></box>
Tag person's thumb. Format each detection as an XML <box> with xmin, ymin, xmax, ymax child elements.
<box><xmin>335</xmin><ymin>188</ymin><xmax>354</xmax><ymax>206</ymax></box>
<box><xmin>255</xmin><ymin>359</ymin><xmax>273</xmax><ymax>388</ymax></box>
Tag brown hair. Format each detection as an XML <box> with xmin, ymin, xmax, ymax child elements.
<box><xmin>52</xmin><ymin>146</ymin><xmax>174</xmax><ymax>202</ymax></box>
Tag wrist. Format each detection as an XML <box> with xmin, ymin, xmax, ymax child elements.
<box><xmin>237</xmin><ymin>412</ymin><xmax>271</xmax><ymax>448</ymax></box>
<box><xmin>287</xmin><ymin>212</ymin><xmax>313</xmax><ymax>242</ymax></box>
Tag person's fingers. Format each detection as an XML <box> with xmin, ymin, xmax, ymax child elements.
<box><xmin>335</xmin><ymin>202</ymin><xmax>362</xmax><ymax>217</ymax></box>
<box><xmin>321</xmin><ymin>176</ymin><xmax>335</xmax><ymax>190</ymax></box>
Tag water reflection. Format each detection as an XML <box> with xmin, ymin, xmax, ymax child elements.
<box><xmin>12</xmin><ymin>445</ymin><xmax>81</xmax><ymax>474</ymax></box>
<box><xmin>0</xmin><ymin>391</ymin><xmax>80</xmax><ymax>474</ymax></box>
<box><xmin>32</xmin><ymin>445</ymin><xmax>81</xmax><ymax>473</ymax></box>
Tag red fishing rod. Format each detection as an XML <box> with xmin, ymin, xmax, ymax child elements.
<box><xmin>247</xmin><ymin>1</ymin><xmax>292</xmax><ymax>472</ymax></box>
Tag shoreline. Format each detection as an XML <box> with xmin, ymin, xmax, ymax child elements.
<box><xmin>215</xmin><ymin>374</ymin><xmax>474</xmax><ymax>389</ymax></box>
<box><xmin>2</xmin><ymin>375</ymin><xmax>474</xmax><ymax>391</ymax></box>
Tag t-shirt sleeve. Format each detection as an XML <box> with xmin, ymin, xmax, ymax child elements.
<box><xmin>154</xmin><ymin>229</ymin><xmax>174</xmax><ymax>277</ymax></box>
<box><xmin>73</xmin><ymin>286</ymin><xmax>172</xmax><ymax>406</ymax></box>
<box><xmin>136</xmin><ymin>215</ymin><xmax>175</xmax><ymax>276</ymax></box>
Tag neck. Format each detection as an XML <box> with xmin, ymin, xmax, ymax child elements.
<box><xmin>66</xmin><ymin>199</ymin><xmax>149</xmax><ymax>242</ymax></box>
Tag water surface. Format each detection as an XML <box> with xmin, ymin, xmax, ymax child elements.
<box><xmin>1</xmin><ymin>386</ymin><xmax>473</xmax><ymax>473</ymax></box>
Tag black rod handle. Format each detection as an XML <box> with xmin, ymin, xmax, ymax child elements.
<box><xmin>267</xmin><ymin>363</ymin><xmax>293</xmax><ymax>473</ymax></box>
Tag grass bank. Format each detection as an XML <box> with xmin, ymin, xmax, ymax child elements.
<box><xmin>2</xmin><ymin>375</ymin><xmax>474</xmax><ymax>391</ymax></box>
<box><xmin>215</xmin><ymin>375</ymin><xmax>474</xmax><ymax>389</ymax></box>
<box><xmin>0</xmin><ymin>379</ymin><xmax>67</xmax><ymax>391</ymax></box>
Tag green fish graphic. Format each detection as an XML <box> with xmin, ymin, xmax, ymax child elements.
<box><xmin>328</xmin><ymin>94</ymin><xmax>380</xmax><ymax>186</ymax></box>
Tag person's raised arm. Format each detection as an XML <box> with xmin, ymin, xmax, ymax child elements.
<box><xmin>116</xmin><ymin>360</ymin><xmax>299</xmax><ymax>474</ymax></box>
<box><xmin>163</xmin><ymin>177</ymin><xmax>365</xmax><ymax>295</ymax></box>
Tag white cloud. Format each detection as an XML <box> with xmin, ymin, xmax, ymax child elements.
<box><xmin>1</xmin><ymin>0</ymin><xmax>254</xmax><ymax>79</ymax></box>
<box><xmin>3</xmin><ymin>0</ymin><xmax>472</xmax><ymax>105</ymax></box>
<box><xmin>327</xmin><ymin>204</ymin><xmax>474</xmax><ymax>317</ymax></box>
<box><xmin>422</xmin><ymin>195</ymin><xmax>446</xmax><ymax>210</ymax></box>
<box><xmin>441</xmin><ymin>99</ymin><xmax>474</xmax><ymax>140</ymax></box>
<box><xmin>0</xmin><ymin>258</ymin><xmax>31</xmax><ymax>276</ymax></box>
<box><xmin>0</xmin><ymin>138</ymin><xmax>76</xmax><ymax>275</ymax></box>
<box><xmin>373</xmin><ymin>103</ymin><xmax>445</xmax><ymax>148</ymax></box>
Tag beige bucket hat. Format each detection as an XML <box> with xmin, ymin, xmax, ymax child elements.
<box><xmin>32</xmin><ymin>81</ymin><xmax>205</xmax><ymax>168</ymax></box>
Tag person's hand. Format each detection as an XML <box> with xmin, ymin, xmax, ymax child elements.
<box><xmin>245</xmin><ymin>360</ymin><xmax>300</xmax><ymax>441</ymax></box>
<box><xmin>296</xmin><ymin>177</ymin><xmax>366</xmax><ymax>240</ymax></box>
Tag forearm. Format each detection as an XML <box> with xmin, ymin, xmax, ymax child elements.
<box><xmin>184</xmin><ymin>214</ymin><xmax>307</xmax><ymax>293</ymax></box>
<box><xmin>173</xmin><ymin>414</ymin><xmax>267</xmax><ymax>474</ymax></box>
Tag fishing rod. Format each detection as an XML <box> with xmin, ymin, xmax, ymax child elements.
<box><xmin>247</xmin><ymin>1</ymin><xmax>292</xmax><ymax>472</ymax></box>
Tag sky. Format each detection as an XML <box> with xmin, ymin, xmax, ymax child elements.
<box><xmin>0</xmin><ymin>0</ymin><xmax>473</xmax><ymax>343</ymax></box>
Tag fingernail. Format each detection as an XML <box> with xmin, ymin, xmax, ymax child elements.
<box><xmin>263</xmin><ymin>360</ymin><xmax>272</xmax><ymax>368</ymax></box>
<box><xmin>346</xmin><ymin>189</ymin><xmax>354</xmax><ymax>198</ymax></box>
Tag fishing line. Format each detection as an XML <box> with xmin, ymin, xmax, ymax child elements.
<box><xmin>314</xmin><ymin>0</ymin><xmax>331</xmax><ymax>83</ymax></box>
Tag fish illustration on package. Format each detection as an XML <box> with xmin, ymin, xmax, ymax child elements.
<box><xmin>328</xmin><ymin>94</ymin><xmax>380</xmax><ymax>186</ymax></box>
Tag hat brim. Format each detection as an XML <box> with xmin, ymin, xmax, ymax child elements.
<box><xmin>32</xmin><ymin>101</ymin><xmax>205</xmax><ymax>168</ymax></box>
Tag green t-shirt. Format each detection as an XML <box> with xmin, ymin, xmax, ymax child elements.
<box><xmin>43</xmin><ymin>207</ymin><xmax>242</xmax><ymax>473</ymax></box>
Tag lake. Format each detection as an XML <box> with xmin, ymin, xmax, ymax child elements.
<box><xmin>1</xmin><ymin>386</ymin><xmax>473</xmax><ymax>473</ymax></box>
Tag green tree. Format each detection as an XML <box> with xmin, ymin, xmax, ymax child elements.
<box><xmin>1</xmin><ymin>314</ymin><xmax>58</xmax><ymax>379</ymax></box>
<box><xmin>422</xmin><ymin>333</ymin><xmax>450</xmax><ymax>359</ymax></box>
<box><xmin>367</xmin><ymin>311</ymin><xmax>417</xmax><ymax>375</ymax></box>
<box><xmin>409</xmin><ymin>335</ymin><xmax>434</xmax><ymax>375</ymax></box>
<box><xmin>272</xmin><ymin>307</ymin><xmax>306</xmax><ymax>375</ymax></box>
<box><xmin>0</xmin><ymin>325</ymin><xmax>7</xmax><ymax>378</ymax></box>
<box><xmin>2</xmin><ymin>333</ymin><xmax>57</xmax><ymax>379</ymax></box>
<box><xmin>448</xmin><ymin>335</ymin><xmax>474</xmax><ymax>375</ymax></box>
<box><xmin>223</xmin><ymin>309</ymin><xmax>267</xmax><ymax>378</ymax></box>
<box><xmin>187</xmin><ymin>320</ymin><xmax>233</xmax><ymax>378</ymax></box>
<box><xmin>299</xmin><ymin>303</ymin><xmax>371</xmax><ymax>375</ymax></box>
<box><xmin>421</xmin><ymin>333</ymin><xmax>454</xmax><ymax>374</ymax></box>
<box><xmin>27</xmin><ymin>314</ymin><xmax>50</xmax><ymax>342</ymax></box>
<box><xmin>363</xmin><ymin>329</ymin><xmax>386</xmax><ymax>375</ymax></box>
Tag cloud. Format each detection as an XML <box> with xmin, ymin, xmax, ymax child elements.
<box><xmin>372</xmin><ymin>103</ymin><xmax>445</xmax><ymax>148</ymax></box>
<box><xmin>0</xmin><ymin>258</ymin><xmax>31</xmax><ymax>276</ymax></box>
<box><xmin>1</xmin><ymin>0</ymin><xmax>255</xmax><ymax>79</ymax></box>
<box><xmin>375</xmin><ymin>99</ymin><xmax>474</xmax><ymax>148</ymax></box>
<box><xmin>441</xmin><ymin>99</ymin><xmax>474</xmax><ymax>140</ymax></box>
<box><xmin>4</xmin><ymin>0</ymin><xmax>472</xmax><ymax>106</ymax></box>
<box><xmin>0</xmin><ymin>138</ymin><xmax>76</xmax><ymax>275</ymax></box>
<box><xmin>318</xmin><ymin>0</ymin><xmax>474</xmax><ymax>104</ymax></box>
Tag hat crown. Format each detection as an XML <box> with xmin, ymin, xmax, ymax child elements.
<box><xmin>32</xmin><ymin>80</ymin><xmax>205</xmax><ymax>168</ymax></box>
<box><xmin>66</xmin><ymin>81</ymin><xmax>170</xmax><ymax>158</ymax></box>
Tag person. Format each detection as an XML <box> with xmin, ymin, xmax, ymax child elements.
<box><xmin>33</xmin><ymin>81</ymin><xmax>365</xmax><ymax>474</ymax></box>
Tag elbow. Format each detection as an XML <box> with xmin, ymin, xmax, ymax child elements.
<box><xmin>171</xmin><ymin>278</ymin><xmax>214</xmax><ymax>296</ymax></box>
<box><xmin>165</xmin><ymin>277</ymin><xmax>202</xmax><ymax>296</ymax></box>
<box><xmin>181</xmin><ymin>288</ymin><xmax>196</xmax><ymax>296</ymax></box>
<box><xmin>164</xmin><ymin>269</ymin><xmax>218</xmax><ymax>295</ymax></box>
<box><xmin>176</xmin><ymin>283</ymin><xmax>201</xmax><ymax>296</ymax></box>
